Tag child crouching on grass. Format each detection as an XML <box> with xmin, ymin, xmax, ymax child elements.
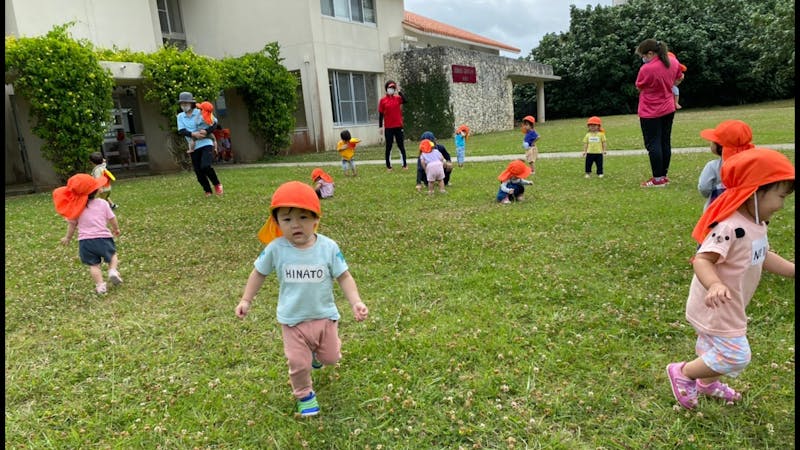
<box><xmin>496</xmin><ymin>159</ymin><xmax>533</xmax><ymax>204</ymax></box>
<box><xmin>311</xmin><ymin>168</ymin><xmax>335</xmax><ymax>199</ymax></box>
<box><xmin>667</xmin><ymin>149</ymin><xmax>794</xmax><ymax>410</ymax></box>
<box><xmin>53</xmin><ymin>174</ymin><xmax>123</xmax><ymax>295</ymax></box>
<box><xmin>235</xmin><ymin>181</ymin><xmax>368</xmax><ymax>417</ymax></box>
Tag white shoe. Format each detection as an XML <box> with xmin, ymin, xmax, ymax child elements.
<box><xmin>108</xmin><ymin>269</ymin><xmax>123</xmax><ymax>286</ymax></box>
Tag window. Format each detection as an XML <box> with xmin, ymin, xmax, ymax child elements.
<box><xmin>321</xmin><ymin>0</ymin><xmax>376</xmax><ymax>24</ymax></box>
<box><xmin>329</xmin><ymin>71</ymin><xmax>378</xmax><ymax>125</ymax></box>
<box><xmin>292</xmin><ymin>71</ymin><xmax>308</xmax><ymax>128</ymax></box>
<box><xmin>158</xmin><ymin>0</ymin><xmax>186</xmax><ymax>48</ymax></box>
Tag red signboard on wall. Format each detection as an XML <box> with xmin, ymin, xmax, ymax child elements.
<box><xmin>452</xmin><ymin>65</ymin><xmax>477</xmax><ymax>83</ymax></box>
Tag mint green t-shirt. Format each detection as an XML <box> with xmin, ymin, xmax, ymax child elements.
<box><xmin>254</xmin><ymin>233</ymin><xmax>348</xmax><ymax>326</ymax></box>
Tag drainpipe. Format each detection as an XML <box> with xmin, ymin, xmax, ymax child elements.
<box><xmin>304</xmin><ymin>58</ymin><xmax>319</xmax><ymax>153</ymax></box>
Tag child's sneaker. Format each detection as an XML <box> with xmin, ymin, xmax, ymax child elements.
<box><xmin>214</xmin><ymin>184</ymin><xmax>224</xmax><ymax>196</ymax></box>
<box><xmin>95</xmin><ymin>282</ymin><xmax>108</xmax><ymax>295</ymax></box>
<box><xmin>297</xmin><ymin>392</ymin><xmax>320</xmax><ymax>417</ymax></box>
<box><xmin>667</xmin><ymin>362</ymin><xmax>697</xmax><ymax>409</ymax></box>
<box><xmin>696</xmin><ymin>380</ymin><xmax>741</xmax><ymax>405</ymax></box>
<box><xmin>500</xmin><ymin>198</ymin><xmax>511</xmax><ymax>204</ymax></box>
<box><xmin>585</xmin><ymin>174</ymin><xmax>591</xmax><ymax>178</ymax></box>
<box><xmin>598</xmin><ymin>174</ymin><xmax>604</xmax><ymax>178</ymax></box>
<box><xmin>205</xmin><ymin>192</ymin><xmax>213</xmax><ymax>197</ymax></box>
<box><xmin>311</xmin><ymin>352</ymin><xmax>323</xmax><ymax>369</ymax></box>
<box><xmin>108</xmin><ymin>269</ymin><xmax>123</xmax><ymax>286</ymax></box>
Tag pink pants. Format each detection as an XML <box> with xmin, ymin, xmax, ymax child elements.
<box><xmin>281</xmin><ymin>319</ymin><xmax>341</xmax><ymax>399</ymax></box>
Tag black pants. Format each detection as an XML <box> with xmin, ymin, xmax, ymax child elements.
<box><xmin>191</xmin><ymin>145</ymin><xmax>221</xmax><ymax>193</ymax></box>
<box><xmin>384</xmin><ymin>127</ymin><xmax>407</xmax><ymax>169</ymax></box>
<box><xmin>639</xmin><ymin>113</ymin><xmax>675</xmax><ymax>178</ymax></box>
<box><xmin>585</xmin><ymin>153</ymin><xmax>604</xmax><ymax>175</ymax></box>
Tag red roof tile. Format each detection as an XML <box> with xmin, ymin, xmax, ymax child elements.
<box><xmin>403</xmin><ymin>11</ymin><xmax>520</xmax><ymax>54</ymax></box>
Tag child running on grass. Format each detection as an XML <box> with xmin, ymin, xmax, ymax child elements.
<box><xmin>667</xmin><ymin>148</ymin><xmax>795</xmax><ymax>410</ymax></box>
<box><xmin>235</xmin><ymin>181</ymin><xmax>368</xmax><ymax>417</ymax></box>
<box><xmin>53</xmin><ymin>174</ymin><xmax>123</xmax><ymax>295</ymax></box>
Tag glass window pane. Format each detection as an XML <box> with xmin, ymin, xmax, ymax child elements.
<box><xmin>158</xmin><ymin>11</ymin><xmax>169</xmax><ymax>33</ymax></box>
<box><xmin>362</xmin><ymin>0</ymin><xmax>375</xmax><ymax>23</ymax></box>
<box><xmin>328</xmin><ymin>72</ymin><xmax>341</xmax><ymax>124</ymax></box>
<box><xmin>321</xmin><ymin>0</ymin><xmax>333</xmax><ymax>16</ymax></box>
<box><xmin>337</xmin><ymin>73</ymin><xmax>353</xmax><ymax>101</ymax></box>
<box><xmin>350</xmin><ymin>0</ymin><xmax>363</xmax><ymax>22</ymax></box>
<box><xmin>352</xmin><ymin>73</ymin><xmax>366</xmax><ymax>102</ymax></box>
<box><xmin>333</xmin><ymin>0</ymin><xmax>349</xmax><ymax>19</ymax></box>
<box><xmin>167</xmin><ymin>0</ymin><xmax>184</xmax><ymax>33</ymax></box>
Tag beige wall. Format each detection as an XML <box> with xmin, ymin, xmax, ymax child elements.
<box><xmin>5</xmin><ymin>0</ymin><xmax>162</xmax><ymax>53</ymax></box>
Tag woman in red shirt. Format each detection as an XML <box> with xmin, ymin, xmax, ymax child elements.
<box><xmin>378</xmin><ymin>80</ymin><xmax>408</xmax><ymax>171</ymax></box>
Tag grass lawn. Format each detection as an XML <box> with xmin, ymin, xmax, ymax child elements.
<box><xmin>4</xmin><ymin>101</ymin><xmax>795</xmax><ymax>449</ymax></box>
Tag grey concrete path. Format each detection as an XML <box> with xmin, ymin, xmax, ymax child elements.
<box><xmin>219</xmin><ymin>144</ymin><xmax>794</xmax><ymax>169</ymax></box>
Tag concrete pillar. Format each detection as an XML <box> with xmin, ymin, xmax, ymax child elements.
<box><xmin>536</xmin><ymin>81</ymin><xmax>546</xmax><ymax>123</ymax></box>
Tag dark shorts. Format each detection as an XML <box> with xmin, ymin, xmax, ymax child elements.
<box><xmin>78</xmin><ymin>238</ymin><xmax>117</xmax><ymax>266</ymax></box>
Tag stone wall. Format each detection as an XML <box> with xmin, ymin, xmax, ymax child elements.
<box><xmin>384</xmin><ymin>46</ymin><xmax>557</xmax><ymax>135</ymax></box>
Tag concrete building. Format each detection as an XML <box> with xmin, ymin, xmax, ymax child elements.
<box><xmin>5</xmin><ymin>0</ymin><xmax>559</xmax><ymax>191</ymax></box>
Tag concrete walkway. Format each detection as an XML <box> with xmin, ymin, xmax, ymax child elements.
<box><xmin>218</xmin><ymin>144</ymin><xmax>794</xmax><ymax>169</ymax></box>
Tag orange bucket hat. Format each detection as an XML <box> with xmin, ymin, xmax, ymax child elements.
<box><xmin>419</xmin><ymin>139</ymin><xmax>434</xmax><ymax>153</ymax></box>
<box><xmin>456</xmin><ymin>124</ymin><xmax>470</xmax><ymax>138</ymax></box>
<box><xmin>498</xmin><ymin>160</ymin><xmax>532</xmax><ymax>182</ymax></box>
<box><xmin>587</xmin><ymin>116</ymin><xmax>602</xmax><ymax>126</ymax></box>
<box><xmin>52</xmin><ymin>174</ymin><xmax>107</xmax><ymax>220</ymax></box>
<box><xmin>311</xmin><ymin>168</ymin><xmax>333</xmax><ymax>183</ymax></box>
<box><xmin>257</xmin><ymin>181</ymin><xmax>322</xmax><ymax>244</ymax></box>
<box><xmin>699</xmin><ymin>120</ymin><xmax>755</xmax><ymax>160</ymax></box>
<box><xmin>692</xmin><ymin>148</ymin><xmax>794</xmax><ymax>243</ymax></box>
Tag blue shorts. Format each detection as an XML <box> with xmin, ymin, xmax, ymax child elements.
<box><xmin>78</xmin><ymin>238</ymin><xmax>117</xmax><ymax>266</ymax></box>
<box><xmin>695</xmin><ymin>333</ymin><xmax>751</xmax><ymax>378</ymax></box>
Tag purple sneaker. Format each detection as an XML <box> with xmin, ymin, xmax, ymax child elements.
<box><xmin>667</xmin><ymin>362</ymin><xmax>697</xmax><ymax>409</ymax></box>
<box><xmin>697</xmin><ymin>380</ymin><xmax>741</xmax><ymax>405</ymax></box>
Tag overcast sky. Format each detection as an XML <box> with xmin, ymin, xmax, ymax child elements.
<box><xmin>403</xmin><ymin>0</ymin><xmax>614</xmax><ymax>57</ymax></box>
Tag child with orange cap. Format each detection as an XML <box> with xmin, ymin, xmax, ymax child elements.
<box><xmin>521</xmin><ymin>115</ymin><xmax>540</xmax><ymax>174</ymax></box>
<box><xmin>582</xmin><ymin>116</ymin><xmax>607</xmax><ymax>178</ymax></box>
<box><xmin>235</xmin><ymin>181</ymin><xmax>368</xmax><ymax>418</ymax></box>
<box><xmin>418</xmin><ymin>138</ymin><xmax>447</xmax><ymax>194</ymax></box>
<box><xmin>496</xmin><ymin>159</ymin><xmax>533</xmax><ymax>204</ymax></box>
<box><xmin>697</xmin><ymin>120</ymin><xmax>756</xmax><ymax>211</ymax></box>
<box><xmin>668</xmin><ymin>52</ymin><xmax>687</xmax><ymax>109</ymax></box>
<box><xmin>667</xmin><ymin>148</ymin><xmax>795</xmax><ymax>410</ymax></box>
<box><xmin>53</xmin><ymin>173</ymin><xmax>123</xmax><ymax>295</ymax></box>
<box><xmin>454</xmin><ymin>124</ymin><xmax>469</xmax><ymax>168</ymax></box>
<box><xmin>336</xmin><ymin>130</ymin><xmax>360</xmax><ymax>176</ymax></box>
<box><xmin>311</xmin><ymin>167</ymin><xmax>335</xmax><ymax>199</ymax></box>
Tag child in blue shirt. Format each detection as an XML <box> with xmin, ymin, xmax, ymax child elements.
<box><xmin>235</xmin><ymin>181</ymin><xmax>368</xmax><ymax>418</ymax></box>
<box><xmin>454</xmin><ymin>124</ymin><xmax>469</xmax><ymax>168</ymax></box>
<box><xmin>521</xmin><ymin>115</ymin><xmax>540</xmax><ymax>174</ymax></box>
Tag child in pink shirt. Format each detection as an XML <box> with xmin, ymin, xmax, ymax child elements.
<box><xmin>667</xmin><ymin>149</ymin><xmax>795</xmax><ymax>410</ymax></box>
<box><xmin>53</xmin><ymin>174</ymin><xmax>123</xmax><ymax>295</ymax></box>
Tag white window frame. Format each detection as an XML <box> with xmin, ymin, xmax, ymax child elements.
<box><xmin>329</xmin><ymin>71</ymin><xmax>378</xmax><ymax>125</ymax></box>
<box><xmin>321</xmin><ymin>0</ymin><xmax>376</xmax><ymax>24</ymax></box>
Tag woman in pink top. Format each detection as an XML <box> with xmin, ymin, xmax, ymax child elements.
<box><xmin>634</xmin><ymin>39</ymin><xmax>684</xmax><ymax>187</ymax></box>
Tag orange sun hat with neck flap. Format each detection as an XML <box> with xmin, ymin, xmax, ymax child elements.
<box><xmin>311</xmin><ymin>168</ymin><xmax>333</xmax><ymax>183</ymax></box>
<box><xmin>691</xmin><ymin>148</ymin><xmax>795</xmax><ymax>243</ymax></box>
<box><xmin>699</xmin><ymin>120</ymin><xmax>755</xmax><ymax>160</ymax></box>
<box><xmin>498</xmin><ymin>160</ymin><xmax>532</xmax><ymax>182</ymax></box>
<box><xmin>419</xmin><ymin>139</ymin><xmax>434</xmax><ymax>153</ymax></box>
<box><xmin>197</xmin><ymin>101</ymin><xmax>215</xmax><ymax>125</ymax></box>
<box><xmin>258</xmin><ymin>181</ymin><xmax>322</xmax><ymax>245</ymax></box>
<box><xmin>52</xmin><ymin>173</ymin><xmax>108</xmax><ymax>220</ymax></box>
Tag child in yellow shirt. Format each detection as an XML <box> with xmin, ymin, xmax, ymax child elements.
<box><xmin>336</xmin><ymin>130</ymin><xmax>360</xmax><ymax>176</ymax></box>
